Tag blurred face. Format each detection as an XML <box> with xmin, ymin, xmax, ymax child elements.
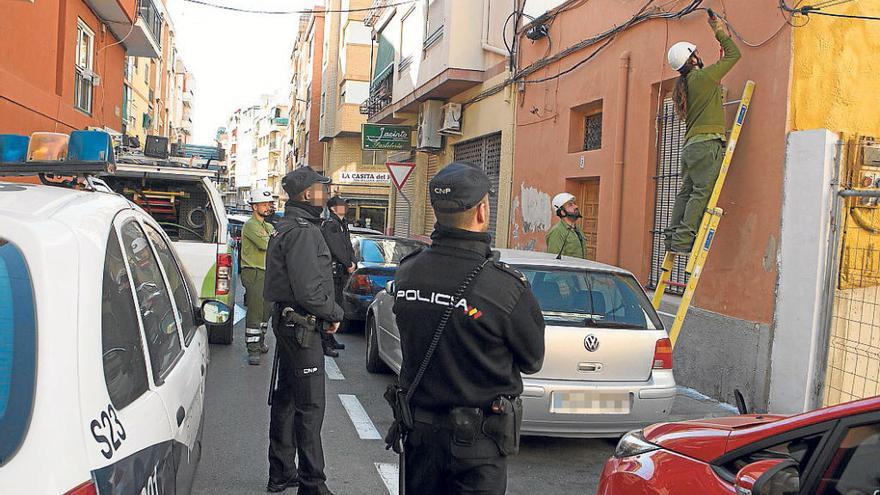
<box><xmin>331</xmin><ymin>204</ymin><xmax>347</xmax><ymax>217</ymax></box>
<box><xmin>304</xmin><ymin>183</ymin><xmax>329</xmax><ymax>207</ymax></box>
<box><xmin>252</xmin><ymin>201</ymin><xmax>273</xmax><ymax>218</ymax></box>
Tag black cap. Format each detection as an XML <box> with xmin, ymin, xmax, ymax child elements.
<box><xmin>327</xmin><ymin>196</ymin><xmax>348</xmax><ymax>208</ymax></box>
<box><xmin>282</xmin><ymin>166</ymin><xmax>331</xmax><ymax>197</ymax></box>
<box><xmin>429</xmin><ymin>161</ymin><xmax>494</xmax><ymax>213</ymax></box>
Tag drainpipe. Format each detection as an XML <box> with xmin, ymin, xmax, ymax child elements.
<box><xmin>611</xmin><ymin>51</ymin><xmax>630</xmax><ymax>265</ymax></box>
<box><xmin>482</xmin><ymin>0</ymin><xmax>511</xmax><ymax>57</ymax></box>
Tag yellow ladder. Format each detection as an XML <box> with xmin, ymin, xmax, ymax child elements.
<box><xmin>652</xmin><ymin>80</ymin><xmax>756</xmax><ymax>347</ymax></box>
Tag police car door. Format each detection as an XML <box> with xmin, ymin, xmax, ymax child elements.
<box><xmin>118</xmin><ymin>213</ymin><xmax>203</xmax><ymax>492</ymax></box>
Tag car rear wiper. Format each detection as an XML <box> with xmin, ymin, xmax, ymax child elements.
<box><xmin>584</xmin><ymin>319</ymin><xmax>645</xmax><ymax>330</ymax></box>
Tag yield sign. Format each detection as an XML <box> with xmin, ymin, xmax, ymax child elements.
<box><xmin>386</xmin><ymin>162</ymin><xmax>416</xmax><ymax>191</ymax></box>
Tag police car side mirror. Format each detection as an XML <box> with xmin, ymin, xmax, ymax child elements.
<box><xmin>200</xmin><ymin>300</ymin><xmax>231</xmax><ymax>325</ymax></box>
<box><xmin>385</xmin><ymin>280</ymin><xmax>395</xmax><ymax>294</ymax></box>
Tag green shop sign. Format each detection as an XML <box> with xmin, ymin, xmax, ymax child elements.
<box><xmin>361</xmin><ymin>124</ymin><xmax>412</xmax><ymax>151</ymax></box>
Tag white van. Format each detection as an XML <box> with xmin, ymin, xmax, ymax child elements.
<box><xmin>99</xmin><ymin>156</ymin><xmax>238</xmax><ymax>344</ymax></box>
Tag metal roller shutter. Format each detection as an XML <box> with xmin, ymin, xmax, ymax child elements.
<box><xmin>649</xmin><ymin>97</ymin><xmax>688</xmax><ymax>294</ymax></box>
<box><xmin>393</xmin><ymin>175</ymin><xmax>416</xmax><ymax>237</ymax></box>
<box><xmin>453</xmin><ymin>133</ymin><xmax>501</xmax><ymax>244</ymax></box>
<box><xmin>424</xmin><ymin>154</ymin><xmax>439</xmax><ymax>235</ymax></box>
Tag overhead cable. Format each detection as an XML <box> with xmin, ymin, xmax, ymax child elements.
<box><xmin>182</xmin><ymin>0</ymin><xmax>416</xmax><ymax>15</ymax></box>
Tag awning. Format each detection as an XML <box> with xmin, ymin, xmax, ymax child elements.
<box><xmin>371</xmin><ymin>32</ymin><xmax>394</xmax><ymax>89</ymax></box>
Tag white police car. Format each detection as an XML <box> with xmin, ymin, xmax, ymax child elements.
<box><xmin>0</xmin><ymin>180</ymin><xmax>229</xmax><ymax>494</ymax></box>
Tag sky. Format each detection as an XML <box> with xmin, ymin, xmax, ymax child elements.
<box><xmin>166</xmin><ymin>0</ymin><xmax>313</xmax><ymax>143</ymax></box>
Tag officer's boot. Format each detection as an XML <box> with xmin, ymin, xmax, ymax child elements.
<box><xmin>246</xmin><ymin>327</ymin><xmax>263</xmax><ymax>365</ymax></box>
<box><xmin>329</xmin><ymin>334</ymin><xmax>345</xmax><ymax>350</ymax></box>
<box><xmin>260</xmin><ymin>323</ymin><xmax>270</xmax><ymax>354</ymax></box>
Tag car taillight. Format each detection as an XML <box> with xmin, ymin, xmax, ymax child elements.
<box><xmin>653</xmin><ymin>338</ymin><xmax>673</xmax><ymax>369</ymax></box>
<box><xmin>349</xmin><ymin>274</ymin><xmax>372</xmax><ymax>294</ymax></box>
<box><xmin>65</xmin><ymin>481</ymin><xmax>97</xmax><ymax>495</ymax></box>
<box><xmin>216</xmin><ymin>253</ymin><xmax>232</xmax><ymax>295</ymax></box>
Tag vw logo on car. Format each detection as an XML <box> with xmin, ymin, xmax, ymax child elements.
<box><xmin>584</xmin><ymin>334</ymin><xmax>600</xmax><ymax>352</ymax></box>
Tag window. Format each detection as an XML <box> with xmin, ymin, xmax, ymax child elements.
<box><xmin>144</xmin><ymin>225</ymin><xmax>198</xmax><ymax>346</ymax></box>
<box><xmin>424</xmin><ymin>0</ymin><xmax>445</xmax><ymax>49</ymax></box>
<box><xmin>75</xmin><ymin>19</ymin><xmax>95</xmax><ymax>114</ymax></box>
<box><xmin>101</xmin><ymin>230</ymin><xmax>149</xmax><ymax>410</ymax></box>
<box><xmin>519</xmin><ymin>268</ymin><xmax>663</xmax><ymax>330</ymax></box>
<box><xmin>816</xmin><ymin>422</ymin><xmax>880</xmax><ymax>494</ymax></box>
<box><xmin>357</xmin><ymin>238</ymin><xmax>424</xmax><ymax>264</ymax></box>
<box><xmin>400</xmin><ymin>7</ymin><xmax>418</xmax><ymax>71</ymax></box>
<box><xmin>320</xmin><ymin>91</ymin><xmax>326</xmax><ymax>116</ymax></box>
<box><xmin>144</xmin><ymin>60</ymin><xmax>150</xmax><ymax>85</ymax></box>
<box><xmin>722</xmin><ymin>432</ymin><xmax>826</xmax><ymax>477</ymax></box>
<box><xmin>341</xmin><ymin>81</ymin><xmax>369</xmax><ymax>105</ymax></box>
<box><xmin>361</xmin><ymin>150</ymin><xmax>387</xmax><ymax>165</ymax></box>
<box><xmin>584</xmin><ymin>113</ymin><xmax>603</xmax><ymax>151</ymax></box>
<box><xmin>119</xmin><ymin>221</ymin><xmax>183</xmax><ymax>382</ymax></box>
<box><xmin>0</xmin><ymin>239</ymin><xmax>36</xmax><ymax>466</ymax></box>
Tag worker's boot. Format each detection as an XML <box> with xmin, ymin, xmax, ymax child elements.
<box><xmin>260</xmin><ymin>323</ymin><xmax>270</xmax><ymax>354</ymax></box>
<box><xmin>246</xmin><ymin>327</ymin><xmax>263</xmax><ymax>365</ymax></box>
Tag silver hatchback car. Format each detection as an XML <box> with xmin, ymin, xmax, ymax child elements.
<box><xmin>365</xmin><ymin>249</ymin><xmax>675</xmax><ymax>438</ymax></box>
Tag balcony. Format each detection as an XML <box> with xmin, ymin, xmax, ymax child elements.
<box><xmin>359</xmin><ymin>70</ymin><xmax>393</xmax><ymax>119</ymax></box>
<box><xmin>86</xmin><ymin>0</ymin><xmax>163</xmax><ymax>58</ymax></box>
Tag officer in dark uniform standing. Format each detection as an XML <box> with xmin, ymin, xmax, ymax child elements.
<box><xmin>319</xmin><ymin>195</ymin><xmax>354</xmax><ymax>357</ymax></box>
<box><xmin>392</xmin><ymin>162</ymin><xmax>546</xmax><ymax>494</ymax></box>
<box><xmin>263</xmin><ymin>166</ymin><xmax>343</xmax><ymax>495</ymax></box>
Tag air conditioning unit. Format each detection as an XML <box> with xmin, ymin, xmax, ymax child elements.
<box><xmin>417</xmin><ymin>100</ymin><xmax>444</xmax><ymax>150</ymax></box>
<box><xmin>438</xmin><ymin>102</ymin><xmax>462</xmax><ymax>135</ymax></box>
<box><xmin>863</xmin><ymin>143</ymin><xmax>880</xmax><ymax>167</ymax></box>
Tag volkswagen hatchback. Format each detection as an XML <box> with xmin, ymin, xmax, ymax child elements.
<box><xmin>0</xmin><ymin>181</ymin><xmax>229</xmax><ymax>494</ymax></box>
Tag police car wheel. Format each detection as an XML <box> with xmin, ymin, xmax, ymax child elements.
<box><xmin>365</xmin><ymin>315</ymin><xmax>389</xmax><ymax>374</ymax></box>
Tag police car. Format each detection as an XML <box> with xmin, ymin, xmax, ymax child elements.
<box><xmin>0</xmin><ymin>133</ymin><xmax>229</xmax><ymax>494</ymax></box>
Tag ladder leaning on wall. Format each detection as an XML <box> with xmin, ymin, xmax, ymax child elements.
<box><xmin>652</xmin><ymin>80</ymin><xmax>756</xmax><ymax>347</ymax></box>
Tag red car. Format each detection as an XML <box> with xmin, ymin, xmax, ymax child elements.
<box><xmin>598</xmin><ymin>395</ymin><xmax>880</xmax><ymax>494</ymax></box>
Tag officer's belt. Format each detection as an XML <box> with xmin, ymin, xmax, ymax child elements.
<box><xmin>412</xmin><ymin>405</ymin><xmax>495</xmax><ymax>426</ymax></box>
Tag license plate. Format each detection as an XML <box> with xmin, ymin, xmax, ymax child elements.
<box><xmin>550</xmin><ymin>391</ymin><xmax>631</xmax><ymax>414</ymax></box>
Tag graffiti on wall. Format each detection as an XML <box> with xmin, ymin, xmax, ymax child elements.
<box><xmin>520</xmin><ymin>183</ymin><xmax>551</xmax><ymax>233</ymax></box>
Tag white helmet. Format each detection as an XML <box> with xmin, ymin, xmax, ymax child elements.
<box><xmin>248</xmin><ymin>187</ymin><xmax>274</xmax><ymax>204</ymax></box>
<box><xmin>552</xmin><ymin>192</ymin><xmax>576</xmax><ymax>213</ymax></box>
<box><xmin>667</xmin><ymin>41</ymin><xmax>697</xmax><ymax>71</ymax></box>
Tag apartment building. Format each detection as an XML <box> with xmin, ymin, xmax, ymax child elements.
<box><xmin>1</xmin><ymin>0</ymin><xmax>161</xmax><ymax>135</ymax></box>
<box><xmin>320</xmin><ymin>0</ymin><xmax>391</xmax><ymax>233</ymax></box>
<box><xmin>289</xmin><ymin>8</ymin><xmax>326</xmax><ymax>174</ymax></box>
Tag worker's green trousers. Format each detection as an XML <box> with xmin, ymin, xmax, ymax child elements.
<box><xmin>664</xmin><ymin>139</ymin><xmax>724</xmax><ymax>252</ymax></box>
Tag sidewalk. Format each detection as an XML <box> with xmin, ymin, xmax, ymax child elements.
<box><xmin>670</xmin><ymin>386</ymin><xmax>739</xmax><ymax>422</ymax></box>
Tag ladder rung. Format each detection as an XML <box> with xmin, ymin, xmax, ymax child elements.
<box><xmin>667</xmin><ymin>281</ymin><xmax>688</xmax><ymax>288</ymax></box>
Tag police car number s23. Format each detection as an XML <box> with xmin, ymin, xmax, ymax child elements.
<box><xmin>91</xmin><ymin>404</ymin><xmax>127</xmax><ymax>459</ymax></box>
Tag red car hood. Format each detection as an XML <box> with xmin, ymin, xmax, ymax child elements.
<box><xmin>643</xmin><ymin>415</ymin><xmax>787</xmax><ymax>462</ymax></box>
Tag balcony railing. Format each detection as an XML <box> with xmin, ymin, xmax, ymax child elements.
<box><xmin>359</xmin><ymin>70</ymin><xmax>393</xmax><ymax>119</ymax></box>
<box><xmin>140</xmin><ymin>0</ymin><xmax>163</xmax><ymax>48</ymax></box>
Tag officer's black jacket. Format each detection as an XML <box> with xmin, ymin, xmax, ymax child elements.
<box><xmin>320</xmin><ymin>213</ymin><xmax>355</xmax><ymax>270</ymax></box>
<box><xmin>393</xmin><ymin>225</ymin><xmax>546</xmax><ymax>411</ymax></box>
<box><xmin>264</xmin><ymin>201</ymin><xmax>344</xmax><ymax>322</ymax></box>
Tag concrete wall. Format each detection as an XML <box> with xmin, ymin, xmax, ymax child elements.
<box><xmin>790</xmin><ymin>0</ymin><xmax>880</xmax><ymax>134</ymax></box>
<box><xmin>770</xmin><ymin>129</ymin><xmax>839</xmax><ymax>413</ymax></box>
<box><xmin>0</xmin><ymin>0</ymin><xmax>128</xmax><ymax>134</ymax></box>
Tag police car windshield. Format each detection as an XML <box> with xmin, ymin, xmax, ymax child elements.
<box><xmin>0</xmin><ymin>239</ymin><xmax>37</xmax><ymax>466</ymax></box>
<box><xmin>359</xmin><ymin>238</ymin><xmax>424</xmax><ymax>264</ymax></box>
<box><xmin>518</xmin><ymin>267</ymin><xmax>662</xmax><ymax>330</ymax></box>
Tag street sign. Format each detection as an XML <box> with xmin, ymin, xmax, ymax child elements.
<box><xmin>386</xmin><ymin>162</ymin><xmax>416</xmax><ymax>191</ymax></box>
<box><xmin>335</xmin><ymin>171</ymin><xmax>390</xmax><ymax>184</ymax></box>
<box><xmin>362</xmin><ymin>124</ymin><xmax>412</xmax><ymax>151</ymax></box>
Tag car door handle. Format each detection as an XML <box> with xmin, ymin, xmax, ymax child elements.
<box><xmin>177</xmin><ymin>406</ymin><xmax>186</xmax><ymax>427</ymax></box>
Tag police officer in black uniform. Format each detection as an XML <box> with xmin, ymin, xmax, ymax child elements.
<box><xmin>392</xmin><ymin>162</ymin><xmax>546</xmax><ymax>494</ymax></box>
<box><xmin>319</xmin><ymin>195</ymin><xmax>354</xmax><ymax>357</ymax></box>
<box><xmin>264</xmin><ymin>166</ymin><xmax>342</xmax><ymax>495</ymax></box>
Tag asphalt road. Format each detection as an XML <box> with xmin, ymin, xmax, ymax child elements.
<box><xmin>192</xmin><ymin>311</ymin><xmax>616</xmax><ymax>495</ymax></box>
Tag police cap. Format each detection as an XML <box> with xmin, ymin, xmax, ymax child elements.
<box><xmin>327</xmin><ymin>195</ymin><xmax>348</xmax><ymax>208</ymax></box>
<box><xmin>429</xmin><ymin>162</ymin><xmax>494</xmax><ymax>213</ymax></box>
<box><xmin>282</xmin><ymin>166</ymin><xmax>331</xmax><ymax>197</ymax></box>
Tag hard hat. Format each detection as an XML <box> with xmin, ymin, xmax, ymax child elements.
<box><xmin>667</xmin><ymin>41</ymin><xmax>697</xmax><ymax>71</ymax></box>
<box><xmin>248</xmin><ymin>187</ymin><xmax>274</xmax><ymax>204</ymax></box>
<box><xmin>552</xmin><ymin>192</ymin><xmax>576</xmax><ymax>212</ymax></box>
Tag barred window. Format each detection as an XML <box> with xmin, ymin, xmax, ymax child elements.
<box><xmin>583</xmin><ymin>113</ymin><xmax>602</xmax><ymax>151</ymax></box>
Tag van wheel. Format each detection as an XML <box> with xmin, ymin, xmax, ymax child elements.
<box><xmin>365</xmin><ymin>315</ymin><xmax>389</xmax><ymax>374</ymax></box>
<box><xmin>209</xmin><ymin>306</ymin><xmax>234</xmax><ymax>345</ymax></box>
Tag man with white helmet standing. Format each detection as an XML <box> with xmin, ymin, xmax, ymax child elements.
<box><xmin>546</xmin><ymin>192</ymin><xmax>587</xmax><ymax>259</ymax></box>
<box><xmin>241</xmin><ymin>187</ymin><xmax>276</xmax><ymax>365</ymax></box>
<box><xmin>663</xmin><ymin>11</ymin><xmax>740</xmax><ymax>254</ymax></box>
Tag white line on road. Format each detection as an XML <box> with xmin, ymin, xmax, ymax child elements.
<box><xmin>375</xmin><ymin>463</ymin><xmax>399</xmax><ymax>495</ymax></box>
<box><xmin>338</xmin><ymin>394</ymin><xmax>382</xmax><ymax>440</ymax></box>
<box><xmin>325</xmin><ymin>356</ymin><xmax>345</xmax><ymax>380</ymax></box>
<box><xmin>234</xmin><ymin>304</ymin><xmax>247</xmax><ymax>325</ymax></box>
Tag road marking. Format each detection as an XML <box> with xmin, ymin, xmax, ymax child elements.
<box><xmin>234</xmin><ymin>305</ymin><xmax>246</xmax><ymax>325</ymax></box>
<box><xmin>338</xmin><ymin>394</ymin><xmax>382</xmax><ymax>440</ymax></box>
<box><xmin>375</xmin><ymin>462</ymin><xmax>399</xmax><ymax>495</ymax></box>
<box><xmin>658</xmin><ymin>310</ymin><xmax>676</xmax><ymax>318</ymax></box>
<box><xmin>325</xmin><ymin>356</ymin><xmax>345</xmax><ymax>380</ymax></box>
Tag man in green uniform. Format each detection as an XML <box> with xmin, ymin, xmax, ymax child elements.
<box><xmin>241</xmin><ymin>187</ymin><xmax>276</xmax><ymax>365</ymax></box>
<box><xmin>663</xmin><ymin>12</ymin><xmax>741</xmax><ymax>254</ymax></box>
<box><xmin>546</xmin><ymin>192</ymin><xmax>587</xmax><ymax>259</ymax></box>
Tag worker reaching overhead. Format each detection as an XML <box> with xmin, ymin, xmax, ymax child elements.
<box><xmin>663</xmin><ymin>10</ymin><xmax>741</xmax><ymax>255</ymax></box>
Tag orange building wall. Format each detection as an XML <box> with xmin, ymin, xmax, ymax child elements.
<box><xmin>0</xmin><ymin>0</ymin><xmax>131</xmax><ymax>135</ymax></box>
<box><xmin>308</xmin><ymin>11</ymin><xmax>327</xmax><ymax>171</ymax></box>
<box><xmin>511</xmin><ymin>0</ymin><xmax>792</xmax><ymax>324</ymax></box>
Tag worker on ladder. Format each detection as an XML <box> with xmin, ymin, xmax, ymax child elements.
<box><xmin>663</xmin><ymin>11</ymin><xmax>741</xmax><ymax>255</ymax></box>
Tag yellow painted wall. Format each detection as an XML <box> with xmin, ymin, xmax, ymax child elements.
<box><xmin>791</xmin><ymin>1</ymin><xmax>880</xmax><ymax>134</ymax></box>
